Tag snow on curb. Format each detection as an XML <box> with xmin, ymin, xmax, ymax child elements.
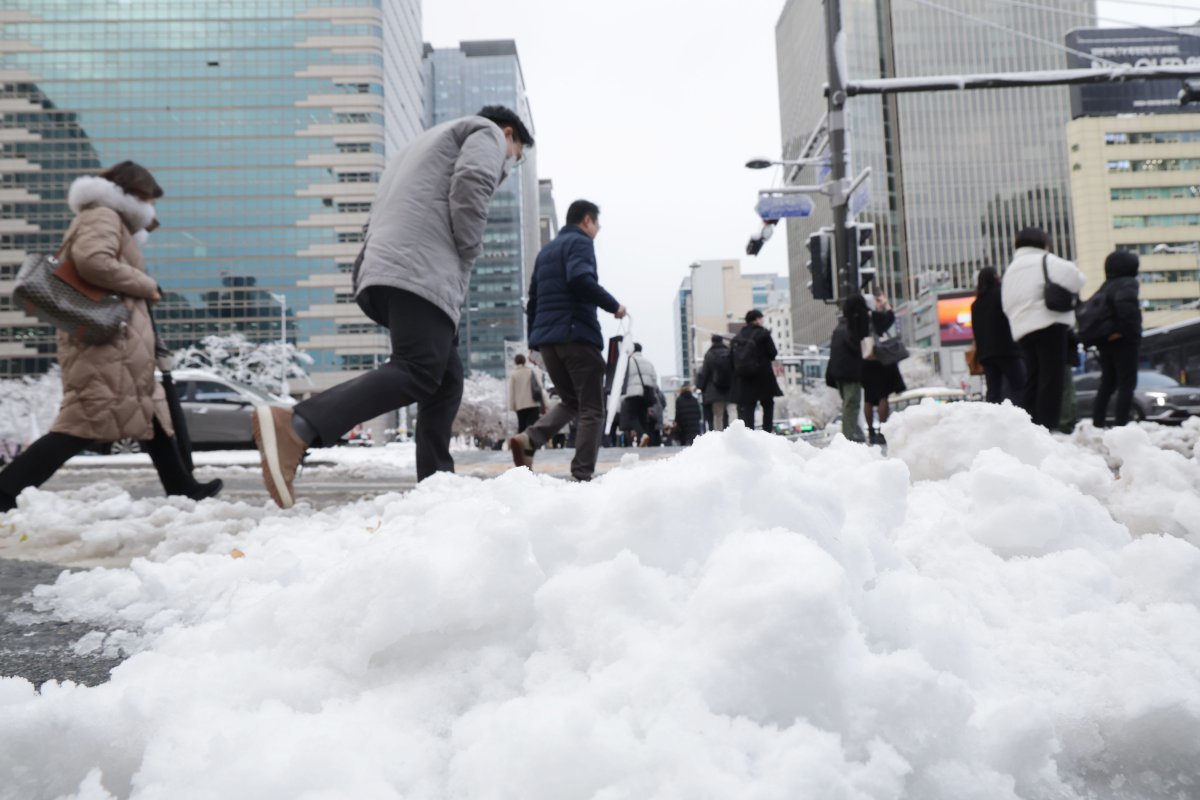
<box><xmin>1</xmin><ymin>405</ymin><xmax>1199</xmax><ymax>798</ymax></box>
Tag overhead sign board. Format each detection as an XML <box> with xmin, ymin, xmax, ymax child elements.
<box><xmin>755</xmin><ymin>192</ymin><xmax>814</xmax><ymax>220</ymax></box>
<box><xmin>1065</xmin><ymin>26</ymin><xmax>1200</xmax><ymax>117</ymax></box>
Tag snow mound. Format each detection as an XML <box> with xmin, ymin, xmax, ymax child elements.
<box><xmin>2</xmin><ymin>410</ymin><xmax>1200</xmax><ymax>799</ymax></box>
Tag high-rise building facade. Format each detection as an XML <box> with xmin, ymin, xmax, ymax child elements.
<box><xmin>422</xmin><ymin>40</ymin><xmax>538</xmax><ymax>378</ymax></box>
<box><xmin>538</xmin><ymin>178</ymin><xmax>559</xmax><ymax>248</ymax></box>
<box><xmin>1068</xmin><ymin>114</ymin><xmax>1200</xmax><ymax>329</ymax></box>
<box><xmin>0</xmin><ymin>1</ymin><xmax>425</xmax><ymax>388</ymax></box>
<box><xmin>776</xmin><ymin>0</ymin><xmax>1093</xmax><ymax>346</ymax></box>
<box><xmin>1065</xmin><ymin>25</ymin><xmax>1200</xmax><ymax>332</ymax></box>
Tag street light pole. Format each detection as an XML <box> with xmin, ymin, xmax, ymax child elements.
<box><xmin>824</xmin><ymin>0</ymin><xmax>852</xmax><ymax>304</ymax></box>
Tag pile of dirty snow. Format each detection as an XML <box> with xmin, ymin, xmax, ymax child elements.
<box><xmin>1</xmin><ymin>402</ymin><xmax>1199</xmax><ymax>799</ymax></box>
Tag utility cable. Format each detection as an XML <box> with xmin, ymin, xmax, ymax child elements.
<box><xmin>901</xmin><ymin>0</ymin><xmax>1124</xmax><ymax>67</ymax></box>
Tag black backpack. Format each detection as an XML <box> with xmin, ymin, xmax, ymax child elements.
<box><xmin>730</xmin><ymin>333</ymin><xmax>762</xmax><ymax>378</ymax></box>
<box><xmin>1076</xmin><ymin>286</ymin><xmax>1117</xmax><ymax>347</ymax></box>
<box><xmin>708</xmin><ymin>349</ymin><xmax>733</xmax><ymax>390</ymax></box>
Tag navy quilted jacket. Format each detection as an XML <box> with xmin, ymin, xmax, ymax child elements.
<box><xmin>527</xmin><ymin>226</ymin><xmax>620</xmax><ymax>350</ymax></box>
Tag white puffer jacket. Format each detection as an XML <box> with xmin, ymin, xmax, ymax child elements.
<box><xmin>1000</xmin><ymin>247</ymin><xmax>1086</xmax><ymax>341</ymax></box>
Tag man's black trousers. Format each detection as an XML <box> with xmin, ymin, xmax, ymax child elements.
<box><xmin>293</xmin><ymin>287</ymin><xmax>463</xmax><ymax>482</ymax></box>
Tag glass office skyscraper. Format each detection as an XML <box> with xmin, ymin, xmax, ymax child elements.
<box><xmin>776</xmin><ymin>0</ymin><xmax>1093</xmax><ymax>346</ymax></box>
<box><xmin>0</xmin><ymin>0</ymin><xmax>423</xmax><ymax>389</ymax></box>
<box><xmin>423</xmin><ymin>40</ymin><xmax>539</xmax><ymax>378</ymax></box>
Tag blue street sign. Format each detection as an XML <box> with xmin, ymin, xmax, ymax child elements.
<box><xmin>756</xmin><ymin>192</ymin><xmax>815</xmax><ymax>219</ymax></box>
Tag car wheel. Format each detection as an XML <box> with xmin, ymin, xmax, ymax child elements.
<box><xmin>110</xmin><ymin>437</ymin><xmax>142</xmax><ymax>455</ymax></box>
<box><xmin>1131</xmin><ymin>405</ymin><xmax>1145</xmax><ymax>423</ymax></box>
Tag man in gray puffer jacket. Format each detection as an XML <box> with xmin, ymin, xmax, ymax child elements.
<box><xmin>252</xmin><ymin>106</ymin><xmax>533</xmax><ymax>508</ymax></box>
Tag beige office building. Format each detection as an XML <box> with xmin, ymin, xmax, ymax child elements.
<box><xmin>1067</xmin><ymin>114</ymin><xmax>1200</xmax><ymax>330</ymax></box>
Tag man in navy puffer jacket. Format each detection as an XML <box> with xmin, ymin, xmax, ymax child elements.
<box><xmin>509</xmin><ymin>200</ymin><xmax>626</xmax><ymax>481</ymax></box>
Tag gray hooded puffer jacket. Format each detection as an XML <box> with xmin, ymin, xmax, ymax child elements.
<box><xmin>353</xmin><ymin>116</ymin><xmax>509</xmax><ymax>327</ymax></box>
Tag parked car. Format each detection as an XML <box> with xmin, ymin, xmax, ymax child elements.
<box><xmin>889</xmin><ymin>387</ymin><xmax>967</xmax><ymax>413</ymax></box>
<box><xmin>110</xmin><ymin>370</ymin><xmax>289</xmax><ymax>453</ymax></box>
<box><xmin>1073</xmin><ymin>370</ymin><xmax>1200</xmax><ymax>425</ymax></box>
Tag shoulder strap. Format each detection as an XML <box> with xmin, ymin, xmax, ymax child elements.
<box><xmin>55</xmin><ymin>219</ymin><xmax>83</xmax><ymax>261</ymax></box>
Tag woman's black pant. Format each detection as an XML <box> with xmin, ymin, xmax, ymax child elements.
<box><xmin>982</xmin><ymin>356</ymin><xmax>1027</xmax><ymax>405</ymax></box>
<box><xmin>0</xmin><ymin>417</ymin><xmax>196</xmax><ymax>506</ymax></box>
<box><xmin>1018</xmin><ymin>324</ymin><xmax>1069</xmax><ymax>431</ymax></box>
<box><xmin>1093</xmin><ymin>339</ymin><xmax>1140</xmax><ymax>427</ymax></box>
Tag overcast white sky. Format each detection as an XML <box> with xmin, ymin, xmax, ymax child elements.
<box><xmin>426</xmin><ymin>0</ymin><xmax>1199</xmax><ymax>375</ymax></box>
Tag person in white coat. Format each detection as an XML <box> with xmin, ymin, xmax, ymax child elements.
<box><xmin>1000</xmin><ymin>227</ymin><xmax>1086</xmax><ymax>431</ymax></box>
<box><xmin>621</xmin><ymin>343</ymin><xmax>658</xmax><ymax>442</ymax></box>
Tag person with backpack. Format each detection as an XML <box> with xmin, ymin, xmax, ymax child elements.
<box><xmin>507</xmin><ymin>353</ymin><xmax>544</xmax><ymax>433</ymax></box>
<box><xmin>1000</xmin><ymin>228</ymin><xmax>1086</xmax><ymax>431</ymax></box>
<box><xmin>1085</xmin><ymin>249</ymin><xmax>1143</xmax><ymax>427</ymax></box>
<box><xmin>621</xmin><ymin>343</ymin><xmax>659</xmax><ymax>443</ymax></box>
<box><xmin>825</xmin><ymin>294</ymin><xmax>871</xmax><ymax>443</ymax></box>
<box><xmin>730</xmin><ymin>309</ymin><xmax>783</xmax><ymax>431</ymax></box>
<box><xmin>695</xmin><ymin>334</ymin><xmax>733</xmax><ymax>432</ymax></box>
<box><xmin>861</xmin><ymin>293</ymin><xmax>906</xmax><ymax>445</ymax></box>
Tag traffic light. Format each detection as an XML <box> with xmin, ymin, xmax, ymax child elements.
<box><xmin>807</xmin><ymin>228</ymin><xmax>833</xmax><ymax>301</ymax></box>
<box><xmin>1182</xmin><ymin>78</ymin><xmax>1200</xmax><ymax>106</ymax></box>
<box><xmin>847</xmin><ymin>222</ymin><xmax>876</xmax><ymax>290</ymax></box>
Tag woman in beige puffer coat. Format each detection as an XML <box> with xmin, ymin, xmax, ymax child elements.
<box><xmin>0</xmin><ymin>162</ymin><xmax>221</xmax><ymax>511</ymax></box>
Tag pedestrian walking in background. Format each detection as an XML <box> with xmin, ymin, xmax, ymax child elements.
<box><xmin>861</xmin><ymin>293</ymin><xmax>906</xmax><ymax>446</ymax></box>
<box><xmin>695</xmin><ymin>334</ymin><xmax>733</xmax><ymax>432</ymax></box>
<box><xmin>673</xmin><ymin>384</ymin><xmax>703</xmax><ymax>446</ymax></box>
<box><xmin>1090</xmin><ymin>249</ymin><xmax>1143</xmax><ymax>427</ymax></box>
<box><xmin>251</xmin><ymin>106</ymin><xmax>533</xmax><ymax>507</ymax></box>
<box><xmin>0</xmin><ymin>163</ymin><xmax>221</xmax><ymax>511</ymax></box>
<box><xmin>971</xmin><ymin>266</ymin><xmax>1026</xmax><ymax>404</ymax></box>
<box><xmin>730</xmin><ymin>310</ymin><xmax>783</xmax><ymax>431</ymax></box>
<box><xmin>825</xmin><ymin>294</ymin><xmax>871</xmax><ymax>443</ymax></box>
<box><xmin>621</xmin><ymin>343</ymin><xmax>659</xmax><ymax>440</ymax></box>
<box><xmin>507</xmin><ymin>353</ymin><xmax>544</xmax><ymax>433</ymax></box>
<box><xmin>509</xmin><ymin>200</ymin><xmax>626</xmax><ymax>481</ymax></box>
<box><xmin>1000</xmin><ymin>227</ymin><xmax>1086</xmax><ymax>431</ymax></box>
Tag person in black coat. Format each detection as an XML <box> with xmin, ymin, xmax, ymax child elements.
<box><xmin>861</xmin><ymin>294</ymin><xmax>907</xmax><ymax>445</ymax></box>
<box><xmin>971</xmin><ymin>267</ymin><xmax>1026</xmax><ymax>404</ymax></box>
<box><xmin>695</xmin><ymin>334</ymin><xmax>733</xmax><ymax>432</ymax></box>
<box><xmin>730</xmin><ymin>309</ymin><xmax>784</xmax><ymax>432</ymax></box>
<box><xmin>673</xmin><ymin>385</ymin><xmax>703</xmax><ymax>445</ymax></box>
<box><xmin>825</xmin><ymin>294</ymin><xmax>871</xmax><ymax>443</ymax></box>
<box><xmin>1092</xmin><ymin>249</ymin><xmax>1143</xmax><ymax>427</ymax></box>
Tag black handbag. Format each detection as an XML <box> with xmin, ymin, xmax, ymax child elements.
<box><xmin>13</xmin><ymin>227</ymin><xmax>130</xmax><ymax>345</ymax></box>
<box><xmin>873</xmin><ymin>337</ymin><xmax>909</xmax><ymax>366</ymax></box>
<box><xmin>1042</xmin><ymin>254</ymin><xmax>1077</xmax><ymax>313</ymax></box>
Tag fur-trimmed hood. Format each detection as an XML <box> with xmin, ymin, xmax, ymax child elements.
<box><xmin>68</xmin><ymin>176</ymin><xmax>157</xmax><ymax>233</ymax></box>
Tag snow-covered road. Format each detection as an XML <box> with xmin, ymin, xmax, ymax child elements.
<box><xmin>2</xmin><ymin>401</ymin><xmax>1199</xmax><ymax>799</ymax></box>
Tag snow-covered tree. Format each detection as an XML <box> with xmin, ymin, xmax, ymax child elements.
<box><xmin>900</xmin><ymin>352</ymin><xmax>943</xmax><ymax>390</ymax></box>
<box><xmin>452</xmin><ymin>373</ymin><xmax>515</xmax><ymax>447</ymax></box>
<box><xmin>173</xmin><ymin>334</ymin><xmax>313</xmax><ymax>397</ymax></box>
<box><xmin>0</xmin><ymin>367</ymin><xmax>62</xmax><ymax>460</ymax></box>
<box><xmin>779</xmin><ymin>385</ymin><xmax>843</xmax><ymax>427</ymax></box>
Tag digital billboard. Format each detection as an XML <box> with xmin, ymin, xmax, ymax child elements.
<box><xmin>937</xmin><ymin>292</ymin><xmax>974</xmax><ymax>346</ymax></box>
<box><xmin>1065</xmin><ymin>26</ymin><xmax>1200</xmax><ymax>118</ymax></box>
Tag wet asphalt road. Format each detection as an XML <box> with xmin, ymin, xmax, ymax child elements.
<box><xmin>0</xmin><ymin>557</ymin><xmax>121</xmax><ymax>687</ymax></box>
